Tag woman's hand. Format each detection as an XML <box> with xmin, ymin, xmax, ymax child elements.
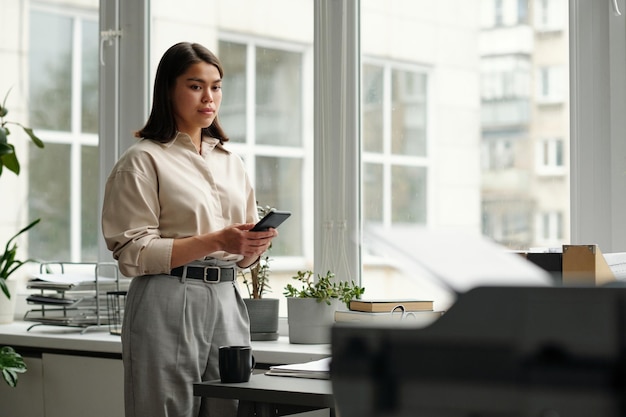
<box><xmin>226</xmin><ymin>223</ymin><xmax>278</xmax><ymax>258</ymax></box>
<box><xmin>170</xmin><ymin>224</ymin><xmax>277</xmax><ymax>269</ymax></box>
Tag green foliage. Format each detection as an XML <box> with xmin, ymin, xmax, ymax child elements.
<box><xmin>0</xmin><ymin>346</ymin><xmax>27</xmax><ymax>387</ymax></box>
<box><xmin>0</xmin><ymin>88</ymin><xmax>45</xmax><ymax>177</ymax></box>
<box><xmin>283</xmin><ymin>270</ymin><xmax>365</xmax><ymax>309</ymax></box>
<box><xmin>0</xmin><ymin>87</ymin><xmax>42</xmax><ymax>387</ymax></box>
<box><xmin>0</xmin><ymin>219</ymin><xmax>40</xmax><ymax>299</ymax></box>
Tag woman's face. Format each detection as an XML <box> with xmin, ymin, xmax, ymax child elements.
<box><xmin>171</xmin><ymin>61</ymin><xmax>222</xmax><ymax>136</ymax></box>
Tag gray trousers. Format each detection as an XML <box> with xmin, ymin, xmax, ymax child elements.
<box><xmin>121</xmin><ymin>273</ymin><xmax>251</xmax><ymax>417</ymax></box>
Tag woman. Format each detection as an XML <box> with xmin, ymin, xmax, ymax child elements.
<box><xmin>101</xmin><ymin>42</ymin><xmax>277</xmax><ymax>417</ymax></box>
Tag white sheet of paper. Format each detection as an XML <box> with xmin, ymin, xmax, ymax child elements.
<box><xmin>30</xmin><ymin>273</ymin><xmax>115</xmax><ymax>285</ymax></box>
<box><xmin>269</xmin><ymin>357</ymin><xmax>331</xmax><ymax>373</ymax></box>
<box><xmin>603</xmin><ymin>252</ymin><xmax>626</xmax><ymax>280</ymax></box>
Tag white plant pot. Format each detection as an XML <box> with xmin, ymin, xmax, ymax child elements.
<box><xmin>0</xmin><ymin>280</ymin><xmax>18</xmax><ymax>324</ymax></box>
<box><xmin>287</xmin><ymin>297</ymin><xmax>342</xmax><ymax>344</ymax></box>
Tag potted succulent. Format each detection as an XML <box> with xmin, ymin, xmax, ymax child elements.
<box><xmin>283</xmin><ymin>270</ymin><xmax>364</xmax><ymax>344</ymax></box>
<box><xmin>239</xmin><ymin>205</ymin><xmax>280</xmax><ymax>341</ymax></box>
<box><xmin>0</xmin><ymin>87</ymin><xmax>44</xmax><ymax>386</ymax></box>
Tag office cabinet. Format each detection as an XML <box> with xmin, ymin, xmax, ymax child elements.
<box><xmin>0</xmin><ymin>356</ymin><xmax>45</xmax><ymax>417</ymax></box>
<box><xmin>42</xmin><ymin>353</ymin><xmax>124</xmax><ymax>417</ymax></box>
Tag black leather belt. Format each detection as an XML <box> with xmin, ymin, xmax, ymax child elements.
<box><xmin>170</xmin><ymin>265</ymin><xmax>236</xmax><ymax>283</ymax></box>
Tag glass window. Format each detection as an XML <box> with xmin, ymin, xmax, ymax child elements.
<box><xmin>217</xmin><ymin>38</ymin><xmax>308</xmax><ymax>264</ymax></box>
<box><xmin>28</xmin><ymin>5</ymin><xmax>99</xmax><ymax>262</ymax></box>
<box><xmin>537</xmin><ymin>138</ymin><xmax>565</xmax><ymax>175</ymax></box>
<box><xmin>361</xmin><ymin>0</ymin><xmax>569</xmax><ymax>307</ymax></box>
<box><xmin>535</xmin><ymin>0</ymin><xmax>566</xmax><ymax>32</ymax></box>
<box><xmin>362</xmin><ymin>61</ymin><xmax>429</xmax><ymax>229</ymax></box>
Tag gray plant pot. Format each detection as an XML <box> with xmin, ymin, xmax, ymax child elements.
<box><xmin>243</xmin><ymin>298</ymin><xmax>279</xmax><ymax>341</ymax></box>
<box><xmin>287</xmin><ymin>297</ymin><xmax>342</xmax><ymax>344</ymax></box>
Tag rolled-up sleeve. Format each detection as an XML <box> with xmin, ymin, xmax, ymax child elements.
<box><xmin>102</xmin><ymin>164</ymin><xmax>174</xmax><ymax>277</ymax></box>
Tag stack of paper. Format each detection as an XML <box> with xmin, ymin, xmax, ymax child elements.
<box><xmin>265</xmin><ymin>357</ymin><xmax>331</xmax><ymax>379</ymax></box>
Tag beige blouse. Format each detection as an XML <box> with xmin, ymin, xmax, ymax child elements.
<box><xmin>101</xmin><ymin>132</ymin><xmax>258</xmax><ymax>277</ymax></box>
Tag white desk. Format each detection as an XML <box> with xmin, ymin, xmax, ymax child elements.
<box><xmin>0</xmin><ymin>320</ymin><xmax>330</xmax><ymax>364</ymax></box>
<box><xmin>194</xmin><ymin>373</ymin><xmax>335</xmax><ymax>417</ymax></box>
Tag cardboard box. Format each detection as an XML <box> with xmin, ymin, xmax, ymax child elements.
<box><xmin>520</xmin><ymin>245</ymin><xmax>615</xmax><ymax>286</ymax></box>
<box><xmin>562</xmin><ymin>244</ymin><xmax>615</xmax><ymax>286</ymax></box>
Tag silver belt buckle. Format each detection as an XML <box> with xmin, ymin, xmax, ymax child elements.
<box><xmin>203</xmin><ymin>266</ymin><xmax>221</xmax><ymax>283</ymax></box>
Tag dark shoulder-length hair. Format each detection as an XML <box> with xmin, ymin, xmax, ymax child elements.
<box><xmin>135</xmin><ymin>42</ymin><xmax>229</xmax><ymax>143</ymax></box>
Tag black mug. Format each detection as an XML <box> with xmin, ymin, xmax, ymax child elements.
<box><xmin>219</xmin><ymin>345</ymin><xmax>255</xmax><ymax>383</ymax></box>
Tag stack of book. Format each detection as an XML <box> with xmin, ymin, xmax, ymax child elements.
<box><xmin>334</xmin><ymin>299</ymin><xmax>443</xmax><ymax>326</ymax></box>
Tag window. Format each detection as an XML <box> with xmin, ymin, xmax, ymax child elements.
<box><xmin>218</xmin><ymin>38</ymin><xmax>309</xmax><ymax>260</ymax></box>
<box><xmin>495</xmin><ymin>0</ymin><xmax>504</xmax><ymax>26</ymax></box>
<box><xmin>362</xmin><ymin>61</ymin><xmax>428</xmax><ymax>227</ymax></box>
<box><xmin>518</xmin><ymin>0</ymin><xmax>529</xmax><ymax>24</ymax></box>
<box><xmin>535</xmin><ymin>0</ymin><xmax>566</xmax><ymax>32</ymax></box>
<box><xmin>537</xmin><ymin>138</ymin><xmax>565</xmax><ymax>174</ymax></box>
<box><xmin>536</xmin><ymin>211</ymin><xmax>564</xmax><ymax>244</ymax></box>
<box><xmin>27</xmin><ymin>5</ymin><xmax>99</xmax><ymax>262</ymax></box>
<box><xmin>537</xmin><ymin>66</ymin><xmax>566</xmax><ymax>104</ymax></box>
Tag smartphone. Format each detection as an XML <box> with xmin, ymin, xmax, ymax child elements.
<box><xmin>250</xmin><ymin>209</ymin><xmax>291</xmax><ymax>231</ymax></box>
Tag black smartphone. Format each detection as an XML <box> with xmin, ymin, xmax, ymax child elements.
<box><xmin>250</xmin><ymin>210</ymin><xmax>291</xmax><ymax>231</ymax></box>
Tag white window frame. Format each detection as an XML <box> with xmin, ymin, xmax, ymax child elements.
<box><xmin>570</xmin><ymin>0</ymin><xmax>626</xmax><ymax>252</ymax></box>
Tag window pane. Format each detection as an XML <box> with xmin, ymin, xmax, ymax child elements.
<box><xmin>363</xmin><ymin>64</ymin><xmax>384</xmax><ymax>153</ymax></box>
<box><xmin>81</xmin><ymin>145</ymin><xmax>99</xmax><ymax>261</ymax></box>
<box><xmin>28</xmin><ymin>143</ymin><xmax>71</xmax><ymax>261</ymax></box>
<box><xmin>219</xmin><ymin>41</ymin><xmax>247</xmax><ymax>144</ymax></box>
<box><xmin>255</xmin><ymin>156</ymin><xmax>302</xmax><ymax>257</ymax></box>
<box><xmin>391</xmin><ymin>69</ymin><xmax>427</xmax><ymax>156</ymax></box>
<box><xmin>363</xmin><ymin>162</ymin><xmax>383</xmax><ymax>223</ymax></box>
<box><xmin>81</xmin><ymin>19</ymin><xmax>99</xmax><ymax>134</ymax></box>
<box><xmin>255</xmin><ymin>47</ymin><xmax>302</xmax><ymax>147</ymax></box>
<box><xmin>29</xmin><ymin>11</ymin><xmax>73</xmax><ymax>131</ymax></box>
<box><xmin>391</xmin><ymin>165</ymin><xmax>426</xmax><ymax>224</ymax></box>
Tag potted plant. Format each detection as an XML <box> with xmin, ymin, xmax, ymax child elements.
<box><xmin>239</xmin><ymin>205</ymin><xmax>280</xmax><ymax>341</ymax></box>
<box><xmin>283</xmin><ymin>270</ymin><xmax>364</xmax><ymax>344</ymax></box>
<box><xmin>0</xmin><ymin>87</ymin><xmax>44</xmax><ymax>386</ymax></box>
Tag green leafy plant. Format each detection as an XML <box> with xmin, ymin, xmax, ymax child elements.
<box><xmin>0</xmin><ymin>88</ymin><xmax>45</xmax><ymax>176</ymax></box>
<box><xmin>1</xmin><ymin>219</ymin><xmax>40</xmax><ymax>299</ymax></box>
<box><xmin>240</xmin><ymin>204</ymin><xmax>274</xmax><ymax>299</ymax></box>
<box><xmin>0</xmin><ymin>87</ymin><xmax>44</xmax><ymax>387</ymax></box>
<box><xmin>283</xmin><ymin>270</ymin><xmax>365</xmax><ymax>309</ymax></box>
<box><xmin>0</xmin><ymin>347</ymin><xmax>27</xmax><ymax>388</ymax></box>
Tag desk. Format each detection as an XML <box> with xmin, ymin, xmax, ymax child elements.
<box><xmin>193</xmin><ymin>373</ymin><xmax>335</xmax><ymax>417</ymax></box>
